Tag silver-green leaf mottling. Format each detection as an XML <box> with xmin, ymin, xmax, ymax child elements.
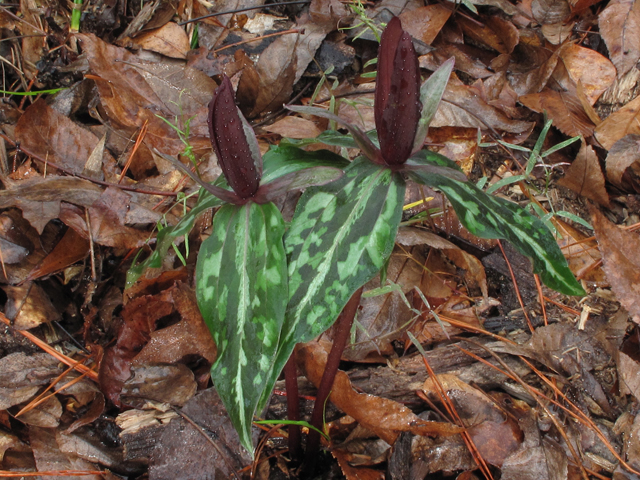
<box><xmin>407</xmin><ymin>158</ymin><xmax>585</xmax><ymax>296</ymax></box>
<box><xmin>196</xmin><ymin>202</ymin><xmax>288</xmax><ymax>454</ymax></box>
<box><xmin>258</xmin><ymin>158</ymin><xmax>405</xmax><ymax>409</ymax></box>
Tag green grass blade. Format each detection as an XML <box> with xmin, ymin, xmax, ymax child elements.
<box><xmin>196</xmin><ymin>203</ymin><xmax>288</xmax><ymax>453</ymax></box>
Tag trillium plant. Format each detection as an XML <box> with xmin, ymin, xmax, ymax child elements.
<box><xmin>153</xmin><ymin>75</ymin><xmax>345</xmax><ymax>453</ymax></box>
<box><xmin>131</xmin><ymin>16</ymin><xmax>584</xmax><ymax>457</ymax></box>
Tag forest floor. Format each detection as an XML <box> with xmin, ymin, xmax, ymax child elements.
<box><xmin>1</xmin><ymin>0</ymin><xmax>640</xmax><ymax>478</ymax></box>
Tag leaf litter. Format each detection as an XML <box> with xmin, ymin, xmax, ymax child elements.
<box><xmin>2</xmin><ymin>0</ymin><xmax>640</xmax><ymax>478</ymax></box>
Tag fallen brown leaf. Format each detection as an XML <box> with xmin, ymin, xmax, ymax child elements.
<box><xmin>558</xmin><ymin>44</ymin><xmax>616</xmax><ymax>105</ymax></box>
<box><xmin>557</xmin><ymin>140</ymin><xmax>610</xmax><ymax>206</ymax></box>
<box><xmin>605</xmin><ymin>134</ymin><xmax>640</xmax><ymax>192</ymax></box>
<box><xmin>422</xmin><ymin>374</ymin><xmax>523</xmax><ymax>466</ymax></box>
<box><xmin>15</xmin><ymin>99</ymin><xmax>116</xmax><ymax>176</ymax></box>
<box><xmin>595</xmin><ymin>94</ymin><xmax>640</xmax><ymax>150</ymax></box>
<box><xmin>457</xmin><ymin>15</ymin><xmax>519</xmax><ymax>54</ymax></box>
<box><xmin>25</xmin><ymin>227</ymin><xmax>90</xmax><ymax>283</ymax></box>
<box><xmin>399</xmin><ymin>5</ymin><xmax>451</xmax><ymax>45</ymax></box>
<box><xmin>519</xmin><ymin>89</ymin><xmax>595</xmax><ymax>137</ymax></box>
<box><xmin>435</xmin><ymin>79</ymin><xmax>534</xmax><ymax>134</ymax></box>
<box><xmin>129</xmin><ymin>22</ymin><xmax>190</xmax><ymax>59</ymax></box>
<box><xmin>591</xmin><ymin>205</ymin><xmax>640</xmax><ymax>321</ymax></box>
<box><xmin>298</xmin><ymin>341</ymin><xmax>461</xmax><ymax>445</ymax></box>
<box><xmin>263</xmin><ymin>115</ymin><xmax>323</xmax><ymax>139</ymax></box>
<box><xmin>599</xmin><ymin>0</ymin><xmax>640</xmax><ymax>77</ymax></box>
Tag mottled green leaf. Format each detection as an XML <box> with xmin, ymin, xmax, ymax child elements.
<box><xmin>281</xmin><ymin>130</ymin><xmax>380</xmax><ymax>150</ymax></box>
<box><xmin>196</xmin><ymin>202</ymin><xmax>288</xmax><ymax>453</ymax></box>
<box><xmin>260</xmin><ymin>145</ymin><xmax>350</xmax><ymax>183</ymax></box>
<box><xmin>255</xmin><ymin>167</ymin><xmax>344</xmax><ymax>204</ymax></box>
<box><xmin>259</xmin><ymin>158</ymin><xmax>405</xmax><ymax>408</ymax></box>
<box><xmin>407</xmin><ymin>154</ymin><xmax>584</xmax><ymax>296</ymax></box>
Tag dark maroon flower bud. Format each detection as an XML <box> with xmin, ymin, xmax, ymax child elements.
<box><xmin>374</xmin><ymin>17</ymin><xmax>421</xmax><ymax>166</ymax></box>
<box><xmin>208</xmin><ymin>75</ymin><xmax>261</xmax><ymax>199</ymax></box>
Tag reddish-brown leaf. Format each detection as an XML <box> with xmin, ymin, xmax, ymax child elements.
<box><xmin>519</xmin><ymin>89</ymin><xmax>595</xmax><ymax>137</ymax></box>
<box><xmin>399</xmin><ymin>5</ymin><xmax>451</xmax><ymax>45</ymax></box>
<box><xmin>15</xmin><ymin>99</ymin><xmax>115</xmax><ymax>176</ymax></box>
<box><xmin>605</xmin><ymin>134</ymin><xmax>640</xmax><ymax>192</ymax></box>
<box><xmin>559</xmin><ymin>44</ymin><xmax>616</xmax><ymax>105</ymax></box>
<box><xmin>422</xmin><ymin>374</ymin><xmax>523</xmax><ymax>466</ymax></box>
<box><xmin>599</xmin><ymin>0</ymin><xmax>640</xmax><ymax>77</ymax></box>
<box><xmin>595</xmin><ymin>95</ymin><xmax>640</xmax><ymax>150</ymax></box>
<box><xmin>25</xmin><ymin>228</ymin><xmax>89</xmax><ymax>282</ymax></box>
<box><xmin>591</xmin><ymin>205</ymin><xmax>640</xmax><ymax>321</ymax></box>
<box><xmin>298</xmin><ymin>341</ymin><xmax>461</xmax><ymax>444</ymax></box>
<box><xmin>456</xmin><ymin>15</ymin><xmax>519</xmax><ymax>54</ymax></box>
<box><xmin>557</xmin><ymin>140</ymin><xmax>610</xmax><ymax>207</ymax></box>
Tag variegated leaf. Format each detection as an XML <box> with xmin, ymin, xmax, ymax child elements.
<box><xmin>260</xmin><ymin>144</ymin><xmax>350</xmax><ymax>183</ymax></box>
<box><xmin>196</xmin><ymin>202</ymin><xmax>288</xmax><ymax>453</ymax></box>
<box><xmin>258</xmin><ymin>158</ymin><xmax>405</xmax><ymax>409</ymax></box>
<box><xmin>407</xmin><ymin>153</ymin><xmax>584</xmax><ymax>296</ymax></box>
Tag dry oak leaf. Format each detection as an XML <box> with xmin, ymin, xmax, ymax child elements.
<box><xmin>599</xmin><ymin>0</ymin><xmax>640</xmax><ymax>78</ymax></box>
<box><xmin>298</xmin><ymin>341</ymin><xmax>461</xmax><ymax>445</ymax></box>
<box><xmin>557</xmin><ymin>140</ymin><xmax>610</xmax><ymax>207</ymax></box>
<box><xmin>15</xmin><ymin>99</ymin><xmax>116</xmax><ymax>176</ymax></box>
<box><xmin>456</xmin><ymin>15</ymin><xmax>519</xmax><ymax>54</ymax></box>
<box><xmin>558</xmin><ymin>44</ymin><xmax>616</xmax><ymax>105</ymax></box>
<box><xmin>591</xmin><ymin>205</ymin><xmax>640</xmax><ymax>322</ymax></box>
<box><xmin>129</xmin><ymin>22</ymin><xmax>190</xmax><ymax>59</ymax></box>
<box><xmin>263</xmin><ymin>116</ymin><xmax>322</xmax><ymax>139</ymax></box>
<box><xmin>605</xmin><ymin>134</ymin><xmax>640</xmax><ymax>191</ymax></box>
<box><xmin>595</xmin><ymin>94</ymin><xmax>640</xmax><ymax>150</ymax></box>
<box><xmin>519</xmin><ymin>89</ymin><xmax>595</xmax><ymax>137</ymax></box>
<box><xmin>399</xmin><ymin>5</ymin><xmax>451</xmax><ymax>45</ymax></box>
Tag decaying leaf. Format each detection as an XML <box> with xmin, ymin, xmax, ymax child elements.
<box><xmin>3</xmin><ymin>283</ymin><xmax>61</xmax><ymax>330</ymax></box>
<box><xmin>149</xmin><ymin>388</ymin><xmax>253</xmax><ymax>479</ymax></box>
<box><xmin>595</xmin><ymin>95</ymin><xmax>640</xmax><ymax>150</ymax></box>
<box><xmin>558</xmin><ymin>140</ymin><xmax>610</xmax><ymax>206</ymax></box>
<box><xmin>599</xmin><ymin>0</ymin><xmax>640</xmax><ymax>77</ymax></box>
<box><xmin>399</xmin><ymin>5</ymin><xmax>451</xmax><ymax>45</ymax></box>
<box><xmin>434</xmin><ymin>80</ymin><xmax>534</xmax><ymax>134</ymax></box>
<box><xmin>422</xmin><ymin>374</ymin><xmax>523</xmax><ymax>466</ymax></box>
<box><xmin>298</xmin><ymin>341</ymin><xmax>461</xmax><ymax>445</ymax></box>
<box><xmin>99</xmin><ymin>282</ymin><xmax>215</xmax><ymax>407</ymax></box>
<box><xmin>591</xmin><ymin>206</ymin><xmax>640</xmax><ymax>321</ymax></box>
<box><xmin>237</xmin><ymin>32</ymin><xmax>298</xmax><ymax>118</ymax></box>
<box><xmin>128</xmin><ymin>22</ymin><xmax>190</xmax><ymax>59</ymax></box>
<box><xmin>605</xmin><ymin>134</ymin><xmax>640</xmax><ymax>192</ymax></box>
<box><xmin>15</xmin><ymin>99</ymin><xmax>116</xmax><ymax>176</ymax></box>
<box><xmin>558</xmin><ymin>44</ymin><xmax>616</xmax><ymax>105</ymax></box>
<box><xmin>263</xmin><ymin>115</ymin><xmax>323</xmax><ymax>139</ymax></box>
<box><xmin>519</xmin><ymin>89</ymin><xmax>595</xmax><ymax>137</ymax></box>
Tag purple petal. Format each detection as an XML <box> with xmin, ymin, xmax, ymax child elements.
<box><xmin>375</xmin><ymin>17</ymin><xmax>404</xmax><ymax>130</ymax></box>
<box><xmin>208</xmin><ymin>75</ymin><xmax>261</xmax><ymax>199</ymax></box>
<box><xmin>375</xmin><ymin>18</ymin><xmax>421</xmax><ymax>165</ymax></box>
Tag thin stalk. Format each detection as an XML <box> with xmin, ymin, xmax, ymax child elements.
<box><xmin>284</xmin><ymin>353</ymin><xmax>302</xmax><ymax>462</ymax></box>
<box><xmin>304</xmin><ymin>287</ymin><xmax>363</xmax><ymax>469</ymax></box>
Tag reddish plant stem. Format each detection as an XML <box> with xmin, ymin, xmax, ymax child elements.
<box><xmin>304</xmin><ymin>287</ymin><xmax>363</xmax><ymax>467</ymax></box>
<box><xmin>284</xmin><ymin>353</ymin><xmax>302</xmax><ymax>462</ymax></box>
